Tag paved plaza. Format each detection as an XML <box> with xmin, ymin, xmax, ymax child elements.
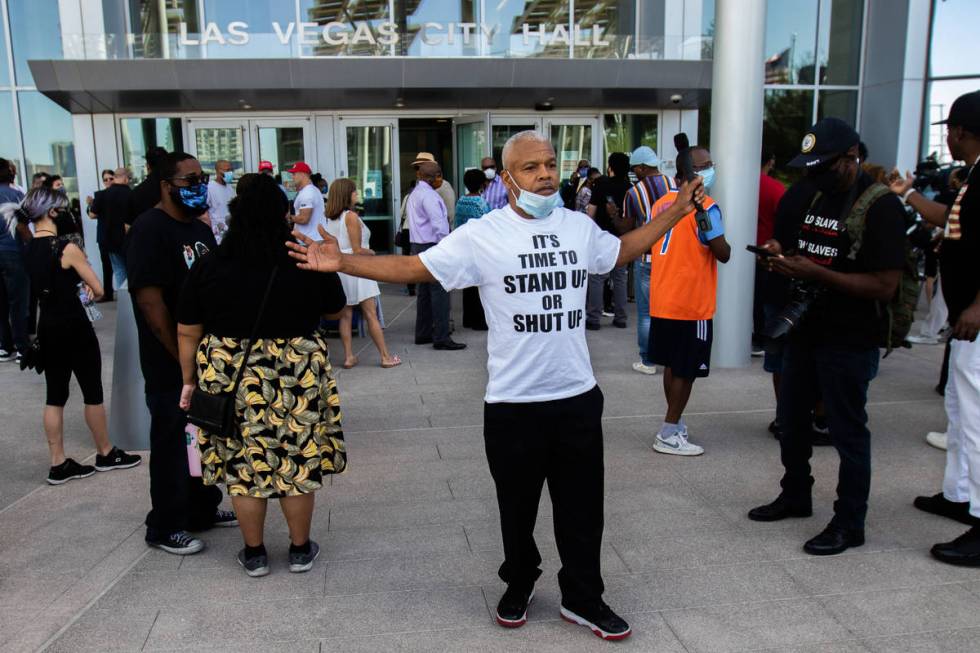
<box><xmin>1</xmin><ymin>285</ymin><xmax>978</xmax><ymax>652</ymax></box>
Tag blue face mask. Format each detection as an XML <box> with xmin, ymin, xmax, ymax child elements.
<box><xmin>222</xmin><ymin>171</ymin><xmax>234</xmax><ymax>184</ymax></box>
<box><xmin>170</xmin><ymin>182</ymin><xmax>209</xmax><ymax>217</ymax></box>
<box><xmin>506</xmin><ymin>173</ymin><xmax>563</xmax><ymax>219</ymax></box>
<box><xmin>699</xmin><ymin>167</ymin><xmax>716</xmax><ymax>193</ymax></box>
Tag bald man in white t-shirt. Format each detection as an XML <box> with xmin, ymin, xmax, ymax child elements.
<box><xmin>286</xmin><ymin>131</ymin><xmax>703</xmax><ymax>642</ymax></box>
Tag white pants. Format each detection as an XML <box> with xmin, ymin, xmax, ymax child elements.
<box><xmin>943</xmin><ymin>337</ymin><xmax>980</xmax><ymax>517</ymax></box>
<box><xmin>922</xmin><ymin>277</ymin><xmax>948</xmax><ymax>339</ymax></box>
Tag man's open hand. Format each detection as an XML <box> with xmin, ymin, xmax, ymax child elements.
<box><xmin>286</xmin><ymin>225</ymin><xmax>343</xmax><ymax>273</ymax></box>
<box><xmin>771</xmin><ymin>254</ymin><xmax>822</xmax><ymax>280</ymax></box>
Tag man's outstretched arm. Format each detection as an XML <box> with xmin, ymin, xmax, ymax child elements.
<box><xmin>287</xmin><ymin>227</ymin><xmax>436</xmax><ymax>283</ymax></box>
<box><xmin>615</xmin><ymin>178</ymin><xmax>703</xmax><ymax>267</ymax></box>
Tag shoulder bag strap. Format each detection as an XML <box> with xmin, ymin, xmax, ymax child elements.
<box><xmin>228</xmin><ymin>266</ymin><xmax>279</xmax><ymax>398</ymax></box>
<box><xmin>845</xmin><ymin>182</ymin><xmax>891</xmax><ymax>261</ymax></box>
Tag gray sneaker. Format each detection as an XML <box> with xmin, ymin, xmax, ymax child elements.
<box><xmin>237</xmin><ymin>548</ymin><xmax>270</xmax><ymax>577</ymax></box>
<box><xmin>289</xmin><ymin>540</ymin><xmax>320</xmax><ymax>573</ymax></box>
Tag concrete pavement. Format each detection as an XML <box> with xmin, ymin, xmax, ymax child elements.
<box><xmin>1</xmin><ymin>286</ymin><xmax>978</xmax><ymax>652</ymax></box>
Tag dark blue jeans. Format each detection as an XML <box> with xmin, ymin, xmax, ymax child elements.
<box><xmin>0</xmin><ymin>249</ymin><xmax>29</xmax><ymax>353</ymax></box>
<box><xmin>777</xmin><ymin>341</ymin><xmax>880</xmax><ymax>531</ymax></box>
<box><xmin>145</xmin><ymin>390</ymin><xmax>222</xmax><ymax>535</ymax></box>
<box><xmin>410</xmin><ymin>242</ymin><xmax>450</xmax><ymax>343</ymax></box>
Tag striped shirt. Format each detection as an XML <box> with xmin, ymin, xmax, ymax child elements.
<box><xmin>624</xmin><ymin>174</ymin><xmax>675</xmax><ymax>228</ymax></box>
<box><xmin>481</xmin><ymin>176</ymin><xmax>509</xmax><ymax>210</ymax></box>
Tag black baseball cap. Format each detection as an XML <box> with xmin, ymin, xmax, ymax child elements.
<box><xmin>788</xmin><ymin>117</ymin><xmax>860</xmax><ymax>169</ymax></box>
<box><xmin>933</xmin><ymin>90</ymin><xmax>980</xmax><ymax>133</ymax></box>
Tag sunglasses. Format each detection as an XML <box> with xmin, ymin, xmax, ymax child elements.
<box><xmin>169</xmin><ymin>173</ymin><xmax>209</xmax><ymax>186</ymax></box>
<box><xmin>102</xmin><ymin>177</ymin><xmax>113</xmax><ymax>182</ymax></box>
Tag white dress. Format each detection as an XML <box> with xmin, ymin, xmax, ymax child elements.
<box><xmin>324</xmin><ymin>211</ymin><xmax>381</xmax><ymax>305</ymax></box>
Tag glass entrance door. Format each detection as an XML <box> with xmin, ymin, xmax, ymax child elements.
<box><xmin>335</xmin><ymin>118</ymin><xmax>398</xmax><ymax>252</ymax></box>
<box><xmin>454</xmin><ymin>113</ymin><xmax>489</xmax><ymax>188</ymax></box>
<box><xmin>490</xmin><ymin>118</ymin><xmax>542</xmax><ymax>168</ymax></box>
<box><xmin>545</xmin><ymin>117</ymin><xmax>600</xmax><ymax>181</ymax></box>
<box><xmin>186</xmin><ymin>119</ymin><xmax>250</xmax><ymax>182</ymax></box>
<box><xmin>253</xmin><ymin>118</ymin><xmax>314</xmax><ymax>184</ymax></box>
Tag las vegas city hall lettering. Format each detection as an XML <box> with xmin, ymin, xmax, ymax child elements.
<box><xmin>505</xmin><ymin>234</ymin><xmax>587</xmax><ymax>334</ymax></box>
<box><xmin>177</xmin><ymin>21</ymin><xmax>610</xmax><ymax>48</ymax></box>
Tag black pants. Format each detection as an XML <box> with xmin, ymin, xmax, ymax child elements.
<box><xmin>410</xmin><ymin>242</ymin><xmax>450</xmax><ymax>343</ymax></box>
<box><xmin>399</xmin><ymin>229</ymin><xmax>416</xmax><ymax>295</ymax></box>
<box><xmin>484</xmin><ymin>386</ymin><xmax>605</xmax><ymax>607</ymax></box>
<box><xmin>145</xmin><ymin>389</ymin><xmax>222</xmax><ymax>535</ymax></box>
<box><xmin>777</xmin><ymin>341</ymin><xmax>879</xmax><ymax>531</ymax></box>
<box><xmin>41</xmin><ymin>321</ymin><xmax>104</xmax><ymax>406</ymax></box>
<box><xmin>98</xmin><ymin>242</ymin><xmax>114</xmax><ymax>301</ymax></box>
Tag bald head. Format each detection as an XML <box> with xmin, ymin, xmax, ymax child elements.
<box><xmin>418</xmin><ymin>161</ymin><xmax>441</xmax><ymax>183</ymax></box>
<box><xmin>113</xmin><ymin>167</ymin><xmax>130</xmax><ymax>184</ymax></box>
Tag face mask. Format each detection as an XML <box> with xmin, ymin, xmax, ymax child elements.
<box><xmin>222</xmin><ymin>171</ymin><xmax>234</xmax><ymax>184</ymax></box>
<box><xmin>699</xmin><ymin>167</ymin><xmax>716</xmax><ymax>192</ymax></box>
<box><xmin>170</xmin><ymin>183</ymin><xmax>209</xmax><ymax>217</ymax></box>
<box><xmin>577</xmin><ymin>166</ymin><xmax>589</xmax><ymax>178</ymax></box>
<box><xmin>506</xmin><ymin>173</ymin><xmax>563</xmax><ymax>219</ymax></box>
<box><xmin>808</xmin><ymin>166</ymin><xmax>843</xmax><ymax>193</ymax></box>
<box><xmin>484</xmin><ymin>168</ymin><xmax>496</xmax><ymax>180</ymax></box>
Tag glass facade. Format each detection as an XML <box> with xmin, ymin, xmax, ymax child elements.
<box><xmin>763</xmin><ymin>0</ymin><xmax>864</xmax><ymax>176</ymax></box>
<box><xmin>94</xmin><ymin>0</ymin><xmax>714</xmax><ymax>60</ymax></box>
<box><xmin>0</xmin><ymin>2</ymin><xmax>75</xmax><ymax>194</ymax></box>
<box><xmin>923</xmin><ymin>0</ymin><xmax>980</xmax><ymax>162</ymax></box>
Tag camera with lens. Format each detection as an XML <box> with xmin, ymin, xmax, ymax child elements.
<box><xmin>764</xmin><ymin>281</ymin><xmax>823</xmax><ymax>340</ymax></box>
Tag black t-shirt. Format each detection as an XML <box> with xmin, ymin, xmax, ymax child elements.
<box><xmin>588</xmin><ymin>176</ymin><xmax>632</xmax><ymax>232</ymax></box>
<box><xmin>129</xmin><ymin>174</ymin><xmax>161</xmax><ymax>225</ymax></box>
<box><xmin>774</xmin><ymin>173</ymin><xmax>907</xmax><ymax>348</ymax></box>
<box><xmin>177</xmin><ymin>251</ymin><xmax>346</xmax><ymax>338</ymax></box>
<box><xmin>91</xmin><ymin>184</ymin><xmax>134</xmax><ymax>253</ymax></box>
<box><xmin>940</xmin><ymin>162</ymin><xmax>980</xmax><ymax>328</ymax></box>
<box><xmin>126</xmin><ymin>209</ymin><xmax>217</xmax><ymax>393</ymax></box>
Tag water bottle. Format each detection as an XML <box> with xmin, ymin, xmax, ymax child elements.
<box><xmin>78</xmin><ymin>284</ymin><xmax>102</xmax><ymax>322</ymax></box>
<box><xmin>186</xmin><ymin>423</ymin><xmax>203</xmax><ymax>477</ymax></box>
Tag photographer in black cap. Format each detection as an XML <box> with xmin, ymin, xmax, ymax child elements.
<box><xmin>747</xmin><ymin>118</ymin><xmax>907</xmax><ymax>556</ymax></box>
<box><xmin>891</xmin><ymin>90</ymin><xmax>980</xmax><ymax>566</ymax></box>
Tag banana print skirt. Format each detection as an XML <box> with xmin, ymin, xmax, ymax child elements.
<box><xmin>194</xmin><ymin>331</ymin><xmax>347</xmax><ymax>498</ymax></box>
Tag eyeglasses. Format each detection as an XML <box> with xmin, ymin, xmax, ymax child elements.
<box><xmin>169</xmin><ymin>173</ymin><xmax>209</xmax><ymax>186</ymax></box>
<box><xmin>481</xmin><ymin>165</ymin><xmax>495</xmax><ymax>170</ymax></box>
<box><xmin>692</xmin><ymin>161</ymin><xmax>714</xmax><ymax>173</ymax></box>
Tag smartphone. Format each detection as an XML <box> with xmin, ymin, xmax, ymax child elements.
<box><xmin>746</xmin><ymin>244</ymin><xmax>776</xmax><ymax>258</ymax></box>
<box><xmin>676</xmin><ymin>148</ymin><xmax>712</xmax><ymax>231</ymax></box>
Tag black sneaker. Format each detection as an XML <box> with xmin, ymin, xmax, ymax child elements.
<box><xmin>931</xmin><ymin>525</ymin><xmax>980</xmax><ymax>567</ymax></box>
<box><xmin>95</xmin><ymin>447</ymin><xmax>142</xmax><ymax>472</ymax></box>
<box><xmin>47</xmin><ymin>458</ymin><xmax>95</xmax><ymax>485</ymax></box>
<box><xmin>289</xmin><ymin>540</ymin><xmax>320</xmax><ymax>573</ymax></box>
<box><xmin>0</xmin><ymin>349</ymin><xmax>15</xmax><ymax>362</ymax></box>
<box><xmin>146</xmin><ymin>530</ymin><xmax>205</xmax><ymax>556</ymax></box>
<box><xmin>585</xmin><ymin>322</ymin><xmax>601</xmax><ymax>331</ymax></box>
<box><xmin>213</xmin><ymin>509</ymin><xmax>239</xmax><ymax>527</ymax></box>
<box><xmin>560</xmin><ymin>601</ymin><xmax>631</xmax><ymax>641</ymax></box>
<box><xmin>495</xmin><ymin>584</ymin><xmax>534</xmax><ymax>628</ymax></box>
<box><xmin>237</xmin><ymin>548</ymin><xmax>270</xmax><ymax>577</ymax></box>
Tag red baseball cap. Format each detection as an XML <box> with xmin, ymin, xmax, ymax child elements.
<box><xmin>258</xmin><ymin>160</ymin><xmax>274</xmax><ymax>172</ymax></box>
<box><xmin>287</xmin><ymin>161</ymin><xmax>311</xmax><ymax>175</ymax></box>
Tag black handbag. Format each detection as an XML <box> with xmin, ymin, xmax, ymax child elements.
<box><xmin>187</xmin><ymin>267</ymin><xmax>278</xmax><ymax>438</ymax></box>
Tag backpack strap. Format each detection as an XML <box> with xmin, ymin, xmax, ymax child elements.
<box><xmin>844</xmin><ymin>182</ymin><xmax>891</xmax><ymax>260</ymax></box>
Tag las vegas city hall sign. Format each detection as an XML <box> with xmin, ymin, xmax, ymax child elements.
<box><xmin>176</xmin><ymin>20</ymin><xmax>611</xmax><ymax>48</ymax></box>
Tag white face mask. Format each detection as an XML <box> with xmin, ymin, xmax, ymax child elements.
<box><xmin>484</xmin><ymin>168</ymin><xmax>496</xmax><ymax>180</ymax></box>
<box><xmin>505</xmin><ymin>172</ymin><xmax>563</xmax><ymax>219</ymax></box>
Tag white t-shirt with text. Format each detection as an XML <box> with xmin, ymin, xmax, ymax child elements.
<box><xmin>293</xmin><ymin>183</ymin><xmax>326</xmax><ymax>241</ymax></box>
<box><xmin>419</xmin><ymin>205</ymin><xmax>621</xmax><ymax>404</ymax></box>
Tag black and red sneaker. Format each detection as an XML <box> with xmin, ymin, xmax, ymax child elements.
<box><xmin>560</xmin><ymin>601</ymin><xmax>632</xmax><ymax>641</ymax></box>
<box><xmin>495</xmin><ymin>584</ymin><xmax>534</xmax><ymax>628</ymax></box>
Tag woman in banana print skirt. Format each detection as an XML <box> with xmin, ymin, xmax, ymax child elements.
<box><xmin>177</xmin><ymin>173</ymin><xmax>347</xmax><ymax>577</ymax></box>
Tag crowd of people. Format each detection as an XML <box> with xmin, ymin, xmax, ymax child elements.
<box><xmin>0</xmin><ymin>89</ymin><xmax>976</xmax><ymax>643</ymax></box>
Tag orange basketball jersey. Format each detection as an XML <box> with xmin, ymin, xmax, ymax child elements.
<box><xmin>648</xmin><ymin>192</ymin><xmax>718</xmax><ymax>320</ymax></box>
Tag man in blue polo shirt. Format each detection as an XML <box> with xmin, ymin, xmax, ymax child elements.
<box><xmin>623</xmin><ymin>146</ymin><xmax>675</xmax><ymax>374</ymax></box>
